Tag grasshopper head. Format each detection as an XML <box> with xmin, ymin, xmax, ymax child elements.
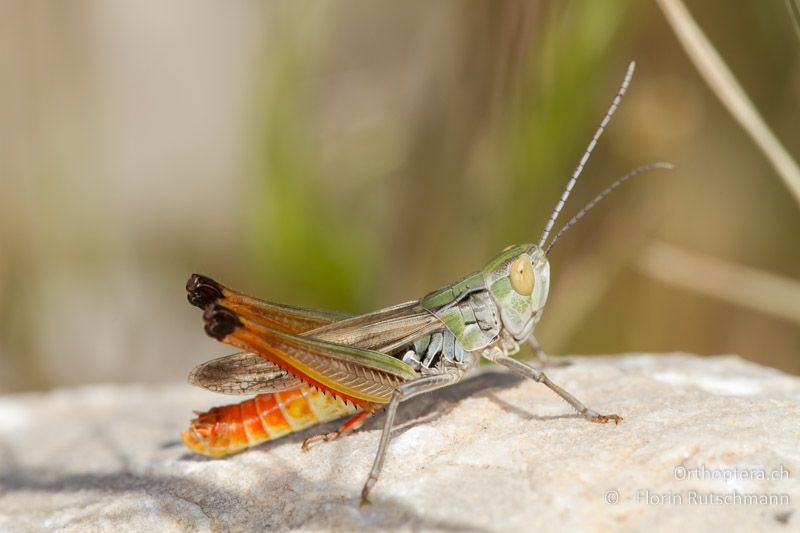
<box><xmin>481</xmin><ymin>244</ymin><xmax>550</xmax><ymax>339</ymax></box>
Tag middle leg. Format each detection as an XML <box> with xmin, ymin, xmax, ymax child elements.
<box><xmin>360</xmin><ymin>371</ymin><xmax>461</xmax><ymax>505</ymax></box>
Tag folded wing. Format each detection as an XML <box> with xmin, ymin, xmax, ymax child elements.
<box><xmin>308</xmin><ymin>300</ymin><xmax>441</xmax><ymax>352</ymax></box>
<box><xmin>188</xmin><ymin>352</ymin><xmax>302</xmax><ymax>395</ymax></box>
<box><xmin>203</xmin><ymin>303</ymin><xmax>420</xmax><ymax>406</ymax></box>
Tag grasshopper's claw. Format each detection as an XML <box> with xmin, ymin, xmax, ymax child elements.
<box><xmin>301</xmin><ymin>431</ymin><xmax>339</xmax><ymax>452</ymax></box>
<box><xmin>583</xmin><ymin>411</ymin><xmax>622</xmax><ymax>424</ymax></box>
<box><xmin>302</xmin><ymin>411</ymin><xmax>372</xmax><ymax>452</ymax></box>
<box><xmin>360</xmin><ymin>475</ymin><xmax>378</xmax><ymax>507</ymax></box>
<box><xmin>360</xmin><ymin>489</ymin><xmax>372</xmax><ymax>507</ymax></box>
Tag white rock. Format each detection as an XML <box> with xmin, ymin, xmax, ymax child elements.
<box><xmin>0</xmin><ymin>354</ymin><xmax>798</xmax><ymax>532</ymax></box>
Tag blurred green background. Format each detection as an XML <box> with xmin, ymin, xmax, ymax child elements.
<box><xmin>1</xmin><ymin>0</ymin><xmax>798</xmax><ymax>393</ymax></box>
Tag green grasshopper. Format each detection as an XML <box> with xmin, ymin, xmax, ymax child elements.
<box><xmin>183</xmin><ymin>61</ymin><xmax>672</xmax><ymax>504</ymax></box>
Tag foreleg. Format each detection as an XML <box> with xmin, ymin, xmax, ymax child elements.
<box><xmin>484</xmin><ymin>348</ymin><xmax>621</xmax><ymax>424</ymax></box>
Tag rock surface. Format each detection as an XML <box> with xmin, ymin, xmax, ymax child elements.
<box><xmin>0</xmin><ymin>353</ymin><xmax>799</xmax><ymax>532</ymax></box>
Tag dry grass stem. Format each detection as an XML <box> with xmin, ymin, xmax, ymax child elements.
<box><xmin>657</xmin><ymin>0</ymin><xmax>800</xmax><ymax>208</ymax></box>
<box><xmin>638</xmin><ymin>241</ymin><xmax>800</xmax><ymax>325</ymax></box>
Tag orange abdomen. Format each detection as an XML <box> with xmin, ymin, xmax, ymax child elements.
<box><xmin>182</xmin><ymin>384</ymin><xmax>357</xmax><ymax>456</ymax></box>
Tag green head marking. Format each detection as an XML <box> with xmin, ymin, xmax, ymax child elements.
<box><xmin>482</xmin><ymin>244</ymin><xmax>550</xmax><ymax>339</ymax></box>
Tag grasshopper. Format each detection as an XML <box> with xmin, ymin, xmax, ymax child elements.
<box><xmin>182</xmin><ymin>62</ymin><xmax>672</xmax><ymax>504</ymax></box>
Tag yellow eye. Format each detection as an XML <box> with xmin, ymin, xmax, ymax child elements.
<box><xmin>510</xmin><ymin>255</ymin><xmax>534</xmax><ymax>296</ymax></box>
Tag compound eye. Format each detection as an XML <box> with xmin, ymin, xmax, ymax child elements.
<box><xmin>510</xmin><ymin>255</ymin><xmax>534</xmax><ymax>296</ymax></box>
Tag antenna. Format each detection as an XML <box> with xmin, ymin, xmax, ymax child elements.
<box><xmin>537</xmin><ymin>61</ymin><xmax>636</xmax><ymax>249</ymax></box>
<box><xmin>544</xmin><ymin>162</ymin><xmax>673</xmax><ymax>255</ymax></box>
